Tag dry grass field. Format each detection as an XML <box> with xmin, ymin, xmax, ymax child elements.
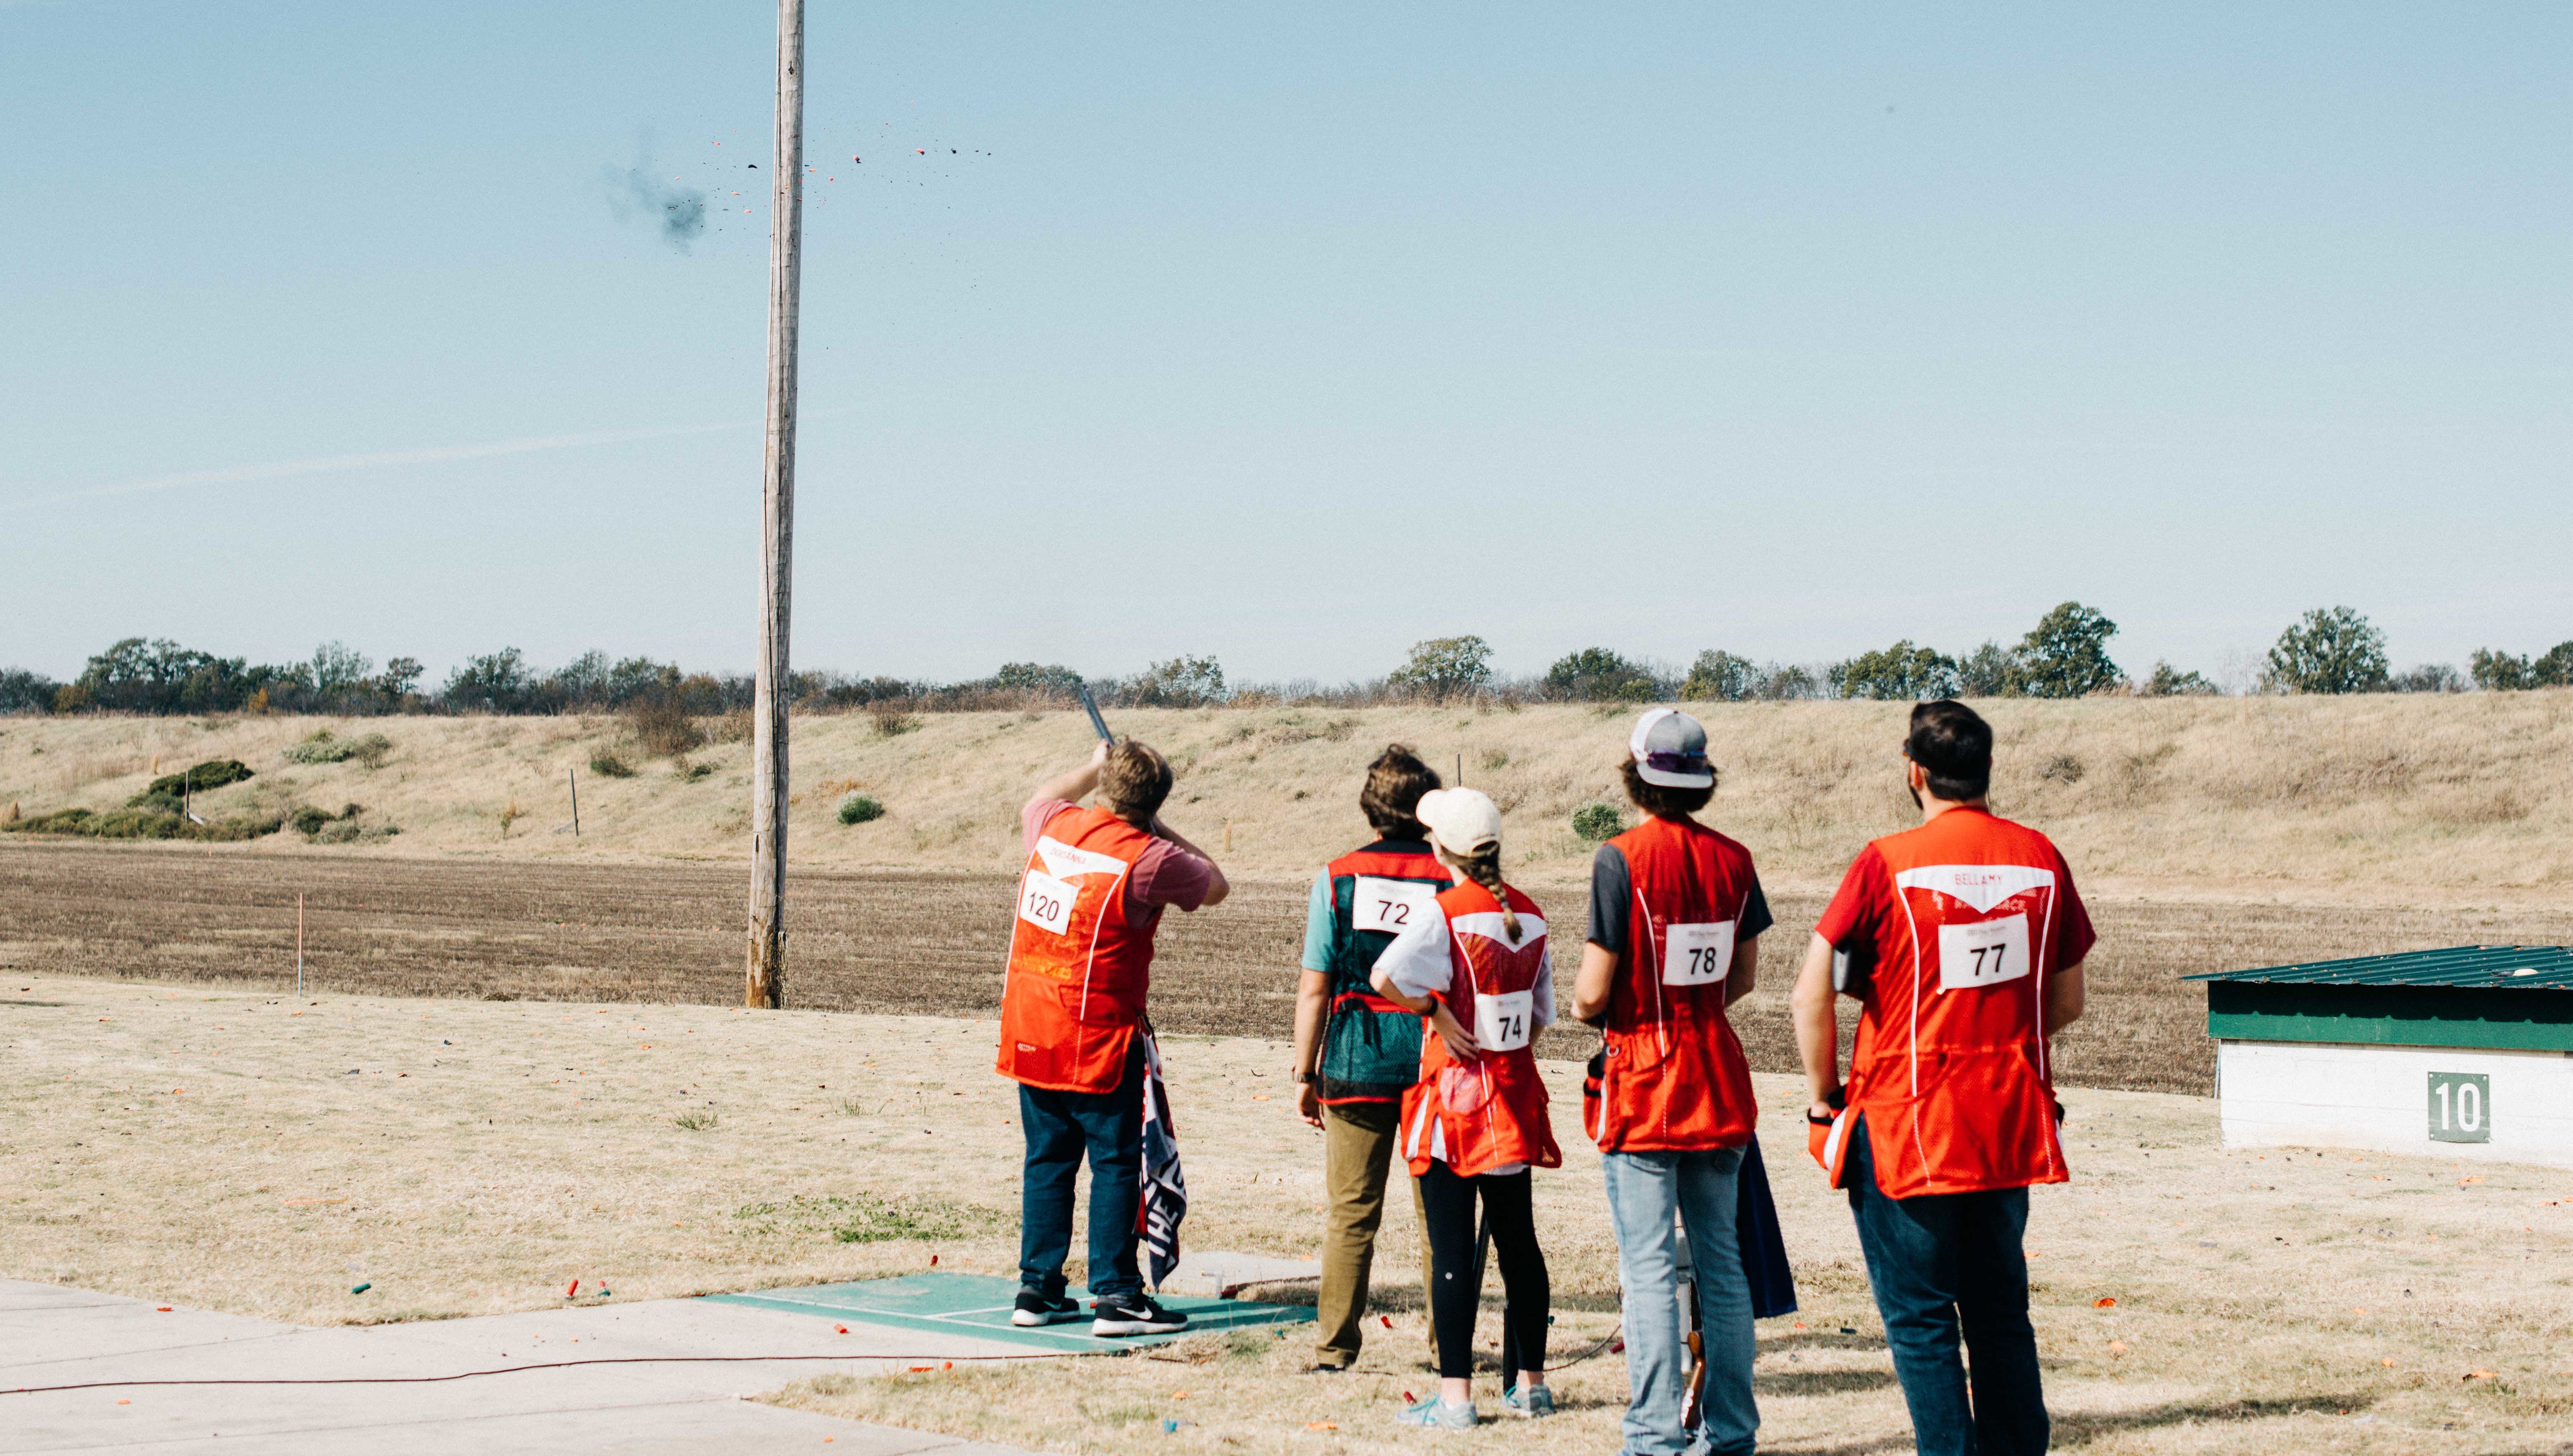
<box><xmin>14</xmin><ymin>839</ymin><xmax>2573</xmax><ymax>1098</ymax></box>
<box><xmin>3</xmin><ymin>977</ymin><xmax>2567</xmax><ymax>1455</ymax></box>
<box><xmin>4</xmin><ymin>694</ymin><xmax>2570</xmax><ymax>898</ymax></box>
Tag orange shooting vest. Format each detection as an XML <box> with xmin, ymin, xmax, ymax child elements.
<box><xmin>995</xmin><ymin>805</ymin><xmax>1159</xmax><ymax>1094</ymax></box>
<box><xmin>1586</xmin><ymin>816</ymin><xmax>1759</xmax><ymax>1154</ymax></box>
<box><xmin>1816</xmin><ymin>811</ymin><xmax>2071</xmax><ymax>1198</ymax></box>
<box><xmin>1397</xmin><ymin>880</ymin><xmax>1562</xmax><ymax>1180</ymax></box>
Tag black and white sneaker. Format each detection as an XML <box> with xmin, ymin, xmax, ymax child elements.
<box><xmin>1011</xmin><ymin>1289</ymin><xmax>1084</xmax><ymax>1327</ymax></box>
<box><xmin>1089</xmin><ymin>1293</ymin><xmax>1189</xmax><ymax>1337</ymax></box>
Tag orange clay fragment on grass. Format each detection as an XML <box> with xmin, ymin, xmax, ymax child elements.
<box><xmin>2094</xmin><ymin>1297</ymin><xmax>2117</xmax><ymax>1308</ymax></box>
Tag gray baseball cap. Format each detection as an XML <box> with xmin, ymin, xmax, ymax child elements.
<box><xmin>1630</xmin><ymin>708</ymin><xmax>1714</xmax><ymax>788</ymax></box>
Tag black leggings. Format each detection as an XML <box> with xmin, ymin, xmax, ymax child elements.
<box><xmin>1417</xmin><ymin>1160</ymin><xmax>1550</xmax><ymax>1381</ymax></box>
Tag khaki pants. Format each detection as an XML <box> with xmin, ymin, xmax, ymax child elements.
<box><xmin>1315</xmin><ymin>1100</ymin><xmax>1435</xmax><ymax>1368</ymax></box>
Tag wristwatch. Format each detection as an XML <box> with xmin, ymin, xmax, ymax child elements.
<box><xmin>1292</xmin><ymin>1072</ymin><xmax>1312</xmax><ymax>1085</ymax></box>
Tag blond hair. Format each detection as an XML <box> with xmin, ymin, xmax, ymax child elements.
<box><xmin>1443</xmin><ymin>844</ymin><xmax>1520</xmax><ymax>941</ymax></box>
<box><xmin>1099</xmin><ymin>739</ymin><xmax>1173</xmax><ymax>826</ymax></box>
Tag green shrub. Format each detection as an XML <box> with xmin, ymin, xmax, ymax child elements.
<box><xmin>285</xmin><ymin>732</ymin><xmax>351</xmax><ymax>765</ymax></box>
<box><xmin>838</xmin><ymin>793</ymin><xmax>886</xmax><ymax>825</ymax></box>
<box><xmin>288</xmin><ymin>731</ymin><xmax>393</xmax><ymax>767</ymax></box>
<box><xmin>131</xmin><ymin>759</ymin><xmax>253</xmax><ymax>805</ymax></box>
<box><xmin>627</xmin><ymin>700</ymin><xmax>704</xmax><ymax>758</ymax></box>
<box><xmin>676</xmin><ymin>760</ymin><xmax>715</xmax><ymax>783</ymax></box>
<box><xmin>588</xmin><ymin>750</ymin><xmax>635</xmax><ymax>778</ymax></box>
<box><xmin>1571</xmin><ymin>802</ymin><xmax>1625</xmax><ymax>842</ymax></box>
<box><xmin>289</xmin><ymin>803</ymin><xmax>365</xmax><ymax>836</ymax></box>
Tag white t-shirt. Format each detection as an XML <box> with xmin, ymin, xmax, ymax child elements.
<box><xmin>1370</xmin><ymin>902</ymin><xmax>1555</xmax><ymax>1174</ymax></box>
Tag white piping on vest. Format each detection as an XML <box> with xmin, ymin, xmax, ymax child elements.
<box><xmin>1893</xmin><ymin>872</ymin><xmax>1932</xmax><ymax>1191</ymax></box>
<box><xmin>1635</xmin><ymin>882</ymin><xmax>1668</xmax><ymax>1062</ymax></box>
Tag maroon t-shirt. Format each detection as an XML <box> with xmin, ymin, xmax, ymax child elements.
<box><xmin>1022</xmin><ymin>799</ymin><xmax>1216</xmax><ymax>917</ymax></box>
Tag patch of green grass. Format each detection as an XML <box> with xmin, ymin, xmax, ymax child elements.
<box><xmin>837</xmin><ymin>793</ymin><xmax>885</xmax><ymax>825</ymax></box>
<box><xmin>673</xmin><ymin>1110</ymin><xmax>719</xmax><ymax>1132</ymax></box>
<box><xmin>730</xmin><ymin>1192</ymin><xmax>1002</xmax><ymax>1245</ymax></box>
<box><xmin>5</xmin><ymin>806</ymin><xmax>281</xmax><ymax>842</ymax></box>
<box><xmin>587</xmin><ymin>750</ymin><xmax>635</xmax><ymax>778</ymax></box>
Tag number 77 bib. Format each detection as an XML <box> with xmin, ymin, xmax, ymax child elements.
<box><xmin>1937</xmin><ymin>913</ymin><xmax>2031</xmax><ymax>991</ymax></box>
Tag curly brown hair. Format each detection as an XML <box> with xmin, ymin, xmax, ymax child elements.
<box><xmin>1619</xmin><ymin>757</ymin><xmax>1715</xmax><ymax>820</ymax></box>
<box><xmin>1360</xmin><ymin>744</ymin><xmax>1441</xmax><ymax>839</ymax></box>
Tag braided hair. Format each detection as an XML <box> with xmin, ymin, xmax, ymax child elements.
<box><xmin>1447</xmin><ymin>845</ymin><xmax>1521</xmax><ymax>943</ymax></box>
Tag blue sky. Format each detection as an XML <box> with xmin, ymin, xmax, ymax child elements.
<box><xmin>6</xmin><ymin>3</ymin><xmax>2568</xmax><ymax>687</ymax></box>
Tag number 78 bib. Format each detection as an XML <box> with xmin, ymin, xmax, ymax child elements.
<box><xmin>1661</xmin><ymin>921</ymin><xmax>1738</xmax><ymax>986</ymax></box>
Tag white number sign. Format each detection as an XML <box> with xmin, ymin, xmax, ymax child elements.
<box><xmin>1937</xmin><ymin>913</ymin><xmax>2031</xmax><ymax>991</ymax></box>
<box><xmin>1017</xmin><ymin>870</ymin><xmax>1078</xmax><ymax>936</ymax></box>
<box><xmin>1661</xmin><ymin>920</ymin><xmax>1738</xmax><ymax>987</ymax></box>
<box><xmin>1474</xmin><ymin>989</ymin><xmax>1534</xmax><ymax>1053</ymax></box>
<box><xmin>1352</xmin><ymin>877</ymin><xmax>1442</xmax><ymax>936</ymax></box>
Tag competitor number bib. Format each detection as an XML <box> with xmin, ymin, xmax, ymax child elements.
<box><xmin>1938</xmin><ymin>913</ymin><xmax>2031</xmax><ymax>991</ymax></box>
<box><xmin>1474</xmin><ymin>989</ymin><xmax>1534</xmax><ymax>1053</ymax></box>
<box><xmin>1352</xmin><ymin>876</ymin><xmax>1442</xmax><ymax>935</ymax></box>
<box><xmin>1661</xmin><ymin>920</ymin><xmax>1738</xmax><ymax>986</ymax></box>
<box><xmin>1017</xmin><ymin>870</ymin><xmax>1078</xmax><ymax>935</ymax></box>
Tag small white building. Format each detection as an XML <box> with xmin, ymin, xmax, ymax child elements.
<box><xmin>2194</xmin><ymin>945</ymin><xmax>2573</xmax><ymax>1170</ymax></box>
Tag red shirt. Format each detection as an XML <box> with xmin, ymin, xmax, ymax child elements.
<box><xmin>1022</xmin><ymin>798</ymin><xmax>1215</xmax><ymax>918</ymax></box>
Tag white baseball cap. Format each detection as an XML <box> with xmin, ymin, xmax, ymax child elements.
<box><xmin>1630</xmin><ymin>708</ymin><xmax>1715</xmax><ymax>788</ymax></box>
<box><xmin>1414</xmin><ymin>787</ymin><xmax>1502</xmax><ymax>857</ymax></box>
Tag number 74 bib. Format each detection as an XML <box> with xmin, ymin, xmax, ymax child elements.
<box><xmin>1474</xmin><ymin>989</ymin><xmax>1534</xmax><ymax>1052</ymax></box>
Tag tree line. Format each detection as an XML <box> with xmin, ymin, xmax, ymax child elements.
<box><xmin>1</xmin><ymin>605</ymin><xmax>2563</xmax><ymax>718</ymax></box>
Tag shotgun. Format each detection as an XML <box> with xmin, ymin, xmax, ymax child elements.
<box><xmin>1077</xmin><ymin>685</ymin><xmax>1113</xmax><ymax>744</ymax></box>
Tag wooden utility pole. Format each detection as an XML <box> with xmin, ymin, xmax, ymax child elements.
<box><xmin>746</xmin><ymin>0</ymin><xmax>805</xmax><ymax>1009</ymax></box>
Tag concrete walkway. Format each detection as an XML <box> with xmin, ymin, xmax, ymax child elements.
<box><xmin>0</xmin><ymin>1280</ymin><xmax>1051</xmax><ymax>1454</ymax></box>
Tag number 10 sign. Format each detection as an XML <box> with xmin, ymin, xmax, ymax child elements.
<box><xmin>2426</xmin><ymin>1070</ymin><xmax>2491</xmax><ymax>1144</ymax></box>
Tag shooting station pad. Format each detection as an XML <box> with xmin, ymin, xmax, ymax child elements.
<box><xmin>708</xmin><ymin>1272</ymin><xmax>1314</xmax><ymax>1351</ymax></box>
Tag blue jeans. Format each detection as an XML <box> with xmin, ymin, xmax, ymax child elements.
<box><xmin>1602</xmin><ymin>1148</ymin><xmax>1758</xmax><ymax>1456</ymax></box>
<box><xmin>1844</xmin><ymin>1115</ymin><xmax>2048</xmax><ymax>1456</ymax></box>
<box><xmin>1017</xmin><ymin>1039</ymin><xmax>1144</xmax><ymax>1304</ymax></box>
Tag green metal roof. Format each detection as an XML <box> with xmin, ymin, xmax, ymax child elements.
<box><xmin>2186</xmin><ymin>945</ymin><xmax>2573</xmax><ymax>991</ymax></box>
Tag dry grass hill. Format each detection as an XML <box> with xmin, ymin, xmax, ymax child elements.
<box><xmin>4</xmin><ymin>694</ymin><xmax>2568</xmax><ymax>902</ymax></box>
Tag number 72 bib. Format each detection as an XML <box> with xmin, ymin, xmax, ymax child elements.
<box><xmin>1352</xmin><ymin>876</ymin><xmax>1442</xmax><ymax>935</ymax></box>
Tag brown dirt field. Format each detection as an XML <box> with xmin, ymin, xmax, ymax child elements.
<box><xmin>11</xmin><ymin>840</ymin><xmax>2573</xmax><ymax>1097</ymax></box>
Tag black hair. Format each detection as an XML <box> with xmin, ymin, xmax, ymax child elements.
<box><xmin>1906</xmin><ymin>699</ymin><xmax>1993</xmax><ymax>802</ymax></box>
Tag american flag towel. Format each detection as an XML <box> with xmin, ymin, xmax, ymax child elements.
<box><xmin>1137</xmin><ymin>1033</ymin><xmax>1188</xmax><ymax>1290</ymax></box>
